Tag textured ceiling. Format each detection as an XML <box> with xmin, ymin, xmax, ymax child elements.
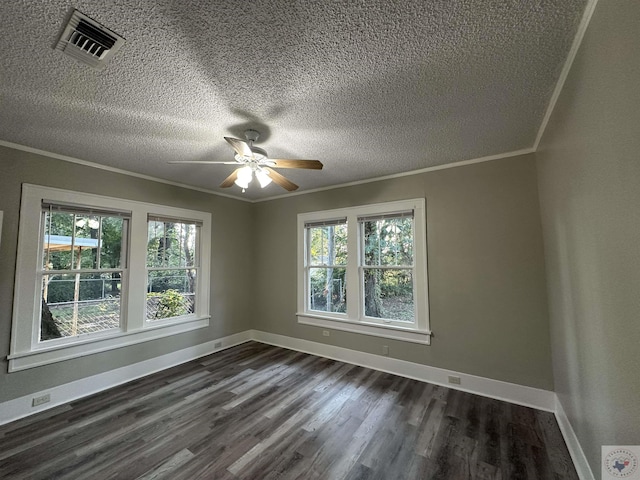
<box><xmin>0</xmin><ymin>0</ymin><xmax>587</xmax><ymax>200</ymax></box>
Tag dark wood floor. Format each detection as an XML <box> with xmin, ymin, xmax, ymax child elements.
<box><xmin>0</xmin><ymin>342</ymin><xmax>578</xmax><ymax>479</ymax></box>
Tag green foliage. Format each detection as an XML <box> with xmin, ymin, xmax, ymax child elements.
<box><xmin>100</xmin><ymin>217</ymin><xmax>124</xmax><ymax>269</ymax></box>
<box><xmin>308</xmin><ymin>224</ymin><xmax>347</xmax><ymax>313</ymax></box>
<box><xmin>147</xmin><ymin>221</ymin><xmax>196</xmax><ymax>268</ymax></box>
<box><xmin>363</xmin><ymin>218</ymin><xmax>413</xmax><ymax>267</ymax></box>
<box><xmin>309</xmin><ymin>267</ymin><xmax>346</xmax><ymax>313</ymax></box>
<box><xmin>309</xmin><ymin>224</ymin><xmax>347</xmax><ymax>265</ymax></box>
<box><xmin>47</xmin><ymin>276</ymin><xmax>99</xmax><ymax>303</ymax></box>
<box><xmin>147</xmin><ymin>270</ymin><xmax>194</xmax><ymax>293</ymax></box>
<box><xmin>306</xmin><ymin>219</ymin><xmax>415</xmax><ymax>317</ymax></box>
<box><xmin>374</xmin><ymin>269</ymin><xmax>413</xmax><ymax>298</ymax></box>
<box><xmin>148</xmin><ymin>289</ymin><xmax>188</xmax><ymax>319</ymax></box>
<box><xmin>146</xmin><ymin>221</ymin><xmax>197</xmax><ymax>300</ymax></box>
<box><xmin>43</xmin><ymin>212</ymin><xmax>124</xmax><ymax>271</ymax></box>
<box><xmin>363</xmin><ymin>218</ymin><xmax>414</xmax><ymax>298</ymax></box>
<box><xmin>45</xmin><ymin>273</ymin><xmax>120</xmax><ymax>303</ymax></box>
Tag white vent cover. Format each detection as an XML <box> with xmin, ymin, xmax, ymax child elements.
<box><xmin>55</xmin><ymin>10</ymin><xmax>125</xmax><ymax>70</ymax></box>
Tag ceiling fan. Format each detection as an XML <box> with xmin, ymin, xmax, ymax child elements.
<box><xmin>169</xmin><ymin>129</ymin><xmax>323</xmax><ymax>192</ymax></box>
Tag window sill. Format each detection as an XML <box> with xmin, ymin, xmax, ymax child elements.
<box><xmin>297</xmin><ymin>313</ymin><xmax>431</xmax><ymax>345</ymax></box>
<box><xmin>7</xmin><ymin>316</ymin><xmax>210</xmax><ymax>372</ymax></box>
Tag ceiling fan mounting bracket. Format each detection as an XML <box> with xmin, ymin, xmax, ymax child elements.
<box><xmin>244</xmin><ymin>129</ymin><xmax>260</xmax><ymax>143</ymax></box>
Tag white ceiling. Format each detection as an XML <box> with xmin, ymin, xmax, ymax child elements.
<box><xmin>0</xmin><ymin>1</ymin><xmax>587</xmax><ymax>200</ymax></box>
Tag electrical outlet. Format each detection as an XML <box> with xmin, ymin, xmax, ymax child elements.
<box><xmin>214</xmin><ymin>341</ymin><xmax>222</xmax><ymax>349</ymax></box>
<box><xmin>382</xmin><ymin>345</ymin><xmax>389</xmax><ymax>356</ymax></box>
<box><xmin>448</xmin><ymin>375</ymin><xmax>461</xmax><ymax>385</ymax></box>
<box><xmin>322</xmin><ymin>330</ymin><xmax>330</xmax><ymax>337</ymax></box>
<box><xmin>32</xmin><ymin>394</ymin><xmax>50</xmax><ymax>407</ymax></box>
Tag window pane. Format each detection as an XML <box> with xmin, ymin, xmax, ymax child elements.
<box><xmin>147</xmin><ymin>221</ymin><xmax>197</xmax><ymax>268</ymax></box>
<box><xmin>363</xmin><ymin>269</ymin><xmax>414</xmax><ymax>322</ymax></box>
<box><xmin>42</xmin><ymin>211</ymin><xmax>74</xmax><ymax>270</ymax></box>
<box><xmin>75</xmin><ymin>215</ymin><xmax>100</xmax><ymax>269</ymax></box>
<box><xmin>309</xmin><ymin>224</ymin><xmax>347</xmax><ymax>266</ymax></box>
<box><xmin>309</xmin><ymin>267</ymin><xmax>346</xmax><ymax>313</ymax></box>
<box><xmin>146</xmin><ymin>269</ymin><xmax>196</xmax><ymax>320</ymax></box>
<box><xmin>100</xmin><ymin>216</ymin><xmax>125</xmax><ymax>269</ymax></box>
<box><xmin>40</xmin><ymin>273</ymin><xmax>121</xmax><ymax>340</ymax></box>
<box><xmin>363</xmin><ymin>218</ymin><xmax>413</xmax><ymax>266</ymax></box>
<box><xmin>43</xmin><ymin>212</ymin><xmax>125</xmax><ymax>271</ymax></box>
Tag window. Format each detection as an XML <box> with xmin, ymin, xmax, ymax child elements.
<box><xmin>306</xmin><ymin>219</ymin><xmax>347</xmax><ymax>314</ymax></box>
<box><xmin>9</xmin><ymin>184</ymin><xmax>211</xmax><ymax>372</ymax></box>
<box><xmin>40</xmin><ymin>203</ymin><xmax>129</xmax><ymax>341</ymax></box>
<box><xmin>298</xmin><ymin>199</ymin><xmax>430</xmax><ymax>344</ymax></box>
<box><xmin>360</xmin><ymin>212</ymin><xmax>415</xmax><ymax>323</ymax></box>
<box><xmin>146</xmin><ymin>217</ymin><xmax>200</xmax><ymax>321</ymax></box>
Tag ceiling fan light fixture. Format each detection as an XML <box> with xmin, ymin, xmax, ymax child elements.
<box><xmin>256</xmin><ymin>168</ymin><xmax>272</xmax><ymax>188</ymax></box>
<box><xmin>234</xmin><ymin>165</ymin><xmax>253</xmax><ymax>190</ymax></box>
<box><xmin>234</xmin><ymin>177</ymin><xmax>250</xmax><ymax>189</ymax></box>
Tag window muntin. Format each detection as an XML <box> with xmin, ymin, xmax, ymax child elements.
<box><xmin>146</xmin><ymin>218</ymin><xmax>200</xmax><ymax>321</ymax></box>
<box><xmin>298</xmin><ymin>199</ymin><xmax>429</xmax><ymax>343</ymax></box>
<box><xmin>360</xmin><ymin>213</ymin><xmax>415</xmax><ymax>324</ymax></box>
<box><xmin>40</xmin><ymin>206</ymin><xmax>129</xmax><ymax>342</ymax></box>
<box><xmin>305</xmin><ymin>219</ymin><xmax>347</xmax><ymax>314</ymax></box>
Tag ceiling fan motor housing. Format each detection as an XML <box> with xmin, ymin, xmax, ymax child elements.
<box><xmin>244</xmin><ymin>129</ymin><xmax>260</xmax><ymax>143</ymax></box>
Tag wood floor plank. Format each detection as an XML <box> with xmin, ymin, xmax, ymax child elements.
<box><xmin>227</xmin><ymin>407</ymin><xmax>312</xmax><ymax>475</ymax></box>
<box><xmin>136</xmin><ymin>448</ymin><xmax>195</xmax><ymax>480</ymax></box>
<box><xmin>0</xmin><ymin>342</ymin><xmax>578</xmax><ymax>479</ymax></box>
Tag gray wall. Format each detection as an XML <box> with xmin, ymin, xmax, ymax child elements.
<box><xmin>536</xmin><ymin>1</ymin><xmax>640</xmax><ymax>472</ymax></box>
<box><xmin>253</xmin><ymin>154</ymin><xmax>554</xmax><ymax>390</ymax></box>
<box><xmin>0</xmin><ymin>146</ymin><xmax>254</xmax><ymax>403</ymax></box>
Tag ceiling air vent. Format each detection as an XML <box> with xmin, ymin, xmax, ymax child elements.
<box><xmin>55</xmin><ymin>10</ymin><xmax>125</xmax><ymax>70</ymax></box>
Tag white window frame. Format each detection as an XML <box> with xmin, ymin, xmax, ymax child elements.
<box><xmin>297</xmin><ymin>199</ymin><xmax>431</xmax><ymax>345</ymax></box>
<box><xmin>8</xmin><ymin>184</ymin><xmax>211</xmax><ymax>372</ymax></box>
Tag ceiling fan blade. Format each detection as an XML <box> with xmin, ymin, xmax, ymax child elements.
<box><xmin>168</xmin><ymin>161</ymin><xmax>238</xmax><ymax>164</ymax></box>
<box><xmin>264</xmin><ymin>167</ymin><xmax>299</xmax><ymax>191</ymax></box>
<box><xmin>269</xmin><ymin>159</ymin><xmax>323</xmax><ymax>170</ymax></box>
<box><xmin>220</xmin><ymin>168</ymin><xmax>240</xmax><ymax>188</ymax></box>
<box><xmin>224</xmin><ymin>137</ymin><xmax>253</xmax><ymax>158</ymax></box>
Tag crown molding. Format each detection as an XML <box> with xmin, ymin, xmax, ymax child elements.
<box><xmin>255</xmin><ymin>147</ymin><xmax>536</xmax><ymax>203</ymax></box>
<box><xmin>0</xmin><ymin>140</ymin><xmax>252</xmax><ymax>203</ymax></box>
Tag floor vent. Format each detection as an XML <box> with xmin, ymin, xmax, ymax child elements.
<box><xmin>55</xmin><ymin>10</ymin><xmax>125</xmax><ymax>70</ymax></box>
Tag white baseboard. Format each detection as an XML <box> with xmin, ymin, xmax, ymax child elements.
<box><xmin>250</xmin><ymin>330</ymin><xmax>556</xmax><ymax>412</ymax></box>
<box><xmin>0</xmin><ymin>330</ymin><xmax>252</xmax><ymax>426</ymax></box>
<box><xmin>555</xmin><ymin>397</ymin><xmax>595</xmax><ymax>480</ymax></box>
